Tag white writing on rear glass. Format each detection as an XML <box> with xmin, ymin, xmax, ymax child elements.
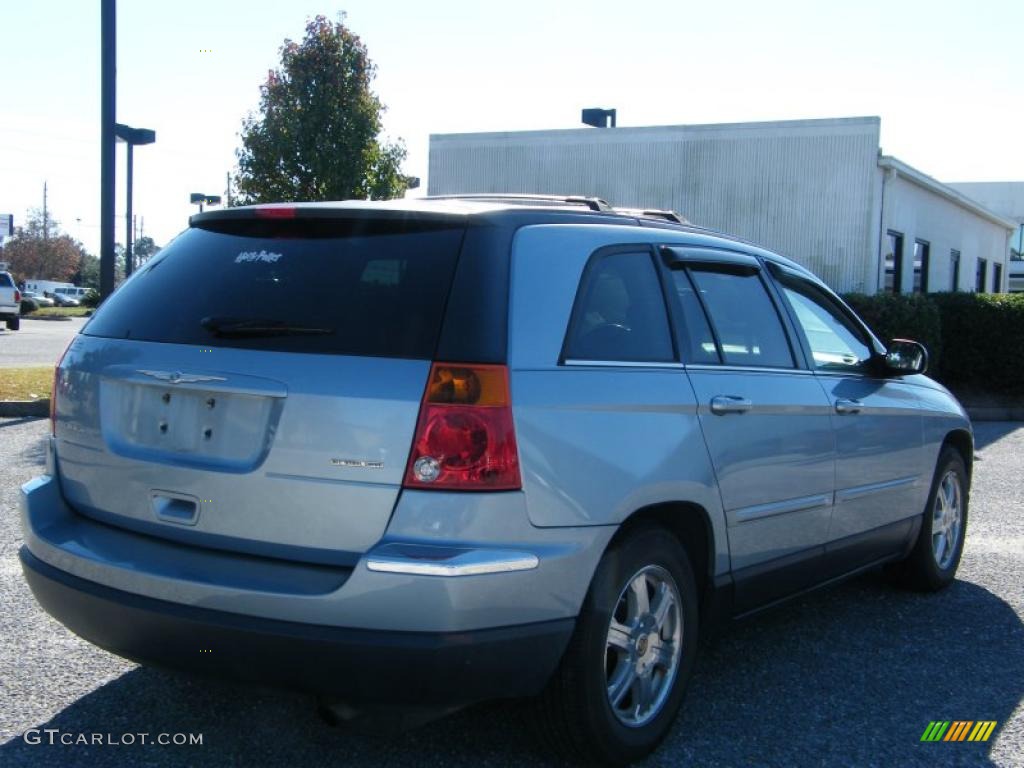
<box><xmin>235</xmin><ymin>251</ymin><xmax>283</xmax><ymax>264</ymax></box>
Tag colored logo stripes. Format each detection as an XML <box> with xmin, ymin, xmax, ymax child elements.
<box><xmin>921</xmin><ymin>721</ymin><xmax>998</xmax><ymax>742</ymax></box>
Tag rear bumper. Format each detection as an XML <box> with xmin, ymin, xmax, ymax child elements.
<box><xmin>20</xmin><ymin>547</ymin><xmax>573</xmax><ymax>706</ymax></box>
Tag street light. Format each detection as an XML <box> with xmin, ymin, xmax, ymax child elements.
<box><xmin>115</xmin><ymin>123</ymin><xmax>156</xmax><ymax>278</ymax></box>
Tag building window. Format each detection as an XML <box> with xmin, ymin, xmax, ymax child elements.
<box><xmin>913</xmin><ymin>240</ymin><xmax>930</xmax><ymax>293</ymax></box>
<box><xmin>884</xmin><ymin>231</ymin><xmax>904</xmax><ymax>294</ymax></box>
<box><xmin>950</xmin><ymin>250</ymin><xmax>961</xmax><ymax>291</ymax></box>
<box><xmin>976</xmin><ymin>258</ymin><xmax>988</xmax><ymax>293</ymax></box>
<box><xmin>993</xmin><ymin>263</ymin><xmax>1002</xmax><ymax>294</ymax></box>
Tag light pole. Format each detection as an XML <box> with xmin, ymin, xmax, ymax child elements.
<box><xmin>115</xmin><ymin>124</ymin><xmax>156</xmax><ymax>278</ymax></box>
<box><xmin>190</xmin><ymin>193</ymin><xmax>222</xmax><ymax>214</ymax></box>
<box><xmin>100</xmin><ymin>0</ymin><xmax>116</xmax><ymax>299</ymax></box>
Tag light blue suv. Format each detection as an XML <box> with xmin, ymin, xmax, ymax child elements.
<box><xmin>21</xmin><ymin>195</ymin><xmax>971</xmax><ymax>765</ymax></box>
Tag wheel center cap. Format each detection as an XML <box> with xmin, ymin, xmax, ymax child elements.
<box><xmin>636</xmin><ymin>635</ymin><xmax>649</xmax><ymax>655</ymax></box>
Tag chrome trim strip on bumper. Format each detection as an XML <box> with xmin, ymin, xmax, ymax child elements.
<box><xmin>365</xmin><ymin>543</ymin><xmax>540</xmax><ymax>577</ymax></box>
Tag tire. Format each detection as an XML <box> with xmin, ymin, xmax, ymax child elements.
<box><xmin>891</xmin><ymin>445</ymin><xmax>969</xmax><ymax>591</ymax></box>
<box><xmin>533</xmin><ymin>526</ymin><xmax>699</xmax><ymax>765</ymax></box>
<box><xmin>6</xmin><ymin>316</ymin><xmax>19</xmax><ymax>331</ymax></box>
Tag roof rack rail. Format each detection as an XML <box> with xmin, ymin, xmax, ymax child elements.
<box><xmin>614</xmin><ymin>207</ymin><xmax>691</xmax><ymax>225</ymax></box>
<box><xmin>424</xmin><ymin>193</ymin><xmax>613</xmax><ymax>212</ymax></box>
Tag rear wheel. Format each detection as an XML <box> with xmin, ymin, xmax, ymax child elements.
<box><xmin>534</xmin><ymin>526</ymin><xmax>698</xmax><ymax>765</ymax></box>
<box><xmin>891</xmin><ymin>445</ymin><xmax>968</xmax><ymax>591</ymax></box>
<box><xmin>5</xmin><ymin>316</ymin><xmax>19</xmax><ymax>331</ymax></box>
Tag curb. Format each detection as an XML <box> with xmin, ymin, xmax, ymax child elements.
<box><xmin>24</xmin><ymin>315</ymin><xmax>74</xmax><ymax>322</ymax></box>
<box><xmin>966</xmin><ymin>406</ymin><xmax>1024</xmax><ymax>422</ymax></box>
<box><xmin>0</xmin><ymin>399</ymin><xmax>49</xmax><ymax>417</ymax></box>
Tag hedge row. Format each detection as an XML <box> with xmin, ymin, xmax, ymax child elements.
<box><xmin>841</xmin><ymin>292</ymin><xmax>1024</xmax><ymax>396</ymax></box>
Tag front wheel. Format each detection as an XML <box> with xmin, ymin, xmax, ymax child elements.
<box><xmin>534</xmin><ymin>526</ymin><xmax>699</xmax><ymax>765</ymax></box>
<box><xmin>891</xmin><ymin>445</ymin><xmax>969</xmax><ymax>591</ymax></box>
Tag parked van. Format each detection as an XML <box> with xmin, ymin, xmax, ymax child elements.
<box><xmin>22</xmin><ymin>280</ymin><xmax>74</xmax><ymax>297</ymax></box>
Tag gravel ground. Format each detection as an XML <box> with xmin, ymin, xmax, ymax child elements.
<box><xmin>0</xmin><ymin>318</ymin><xmax>86</xmax><ymax>368</ymax></box>
<box><xmin>0</xmin><ymin>417</ymin><xmax>1020</xmax><ymax>767</ymax></box>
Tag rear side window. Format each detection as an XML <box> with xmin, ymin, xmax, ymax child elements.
<box><xmin>84</xmin><ymin>218</ymin><xmax>465</xmax><ymax>359</ymax></box>
<box><xmin>563</xmin><ymin>249</ymin><xmax>674</xmax><ymax>363</ymax></box>
<box><xmin>687</xmin><ymin>267</ymin><xmax>794</xmax><ymax>368</ymax></box>
<box><xmin>667</xmin><ymin>270</ymin><xmax>719</xmax><ymax>364</ymax></box>
<box><xmin>0</xmin><ymin>273</ymin><xmax>13</xmax><ymax>288</ymax></box>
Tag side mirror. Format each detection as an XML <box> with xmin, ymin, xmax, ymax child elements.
<box><xmin>884</xmin><ymin>339</ymin><xmax>928</xmax><ymax>375</ymax></box>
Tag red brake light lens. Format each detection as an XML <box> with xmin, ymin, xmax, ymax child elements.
<box><xmin>403</xmin><ymin>364</ymin><xmax>521</xmax><ymax>491</ymax></box>
<box><xmin>14</xmin><ymin>290</ymin><xmax>20</xmax><ymax>303</ymax></box>
<box><xmin>254</xmin><ymin>206</ymin><xmax>297</xmax><ymax>219</ymax></box>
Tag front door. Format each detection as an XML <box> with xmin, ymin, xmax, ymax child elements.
<box><xmin>768</xmin><ymin>265</ymin><xmax>926</xmax><ymax>567</ymax></box>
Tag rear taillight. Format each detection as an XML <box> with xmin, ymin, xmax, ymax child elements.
<box><xmin>50</xmin><ymin>339</ymin><xmax>73</xmax><ymax>436</ymax></box>
<box><xmin>14</xmin><ymin>290</ymin><xmax>20</xmax><ymax>303</ymax></box>
<box><xmin>403</xmin><ymin>363</ymin><xmax>521</xmax><ymax>491</ymax></box>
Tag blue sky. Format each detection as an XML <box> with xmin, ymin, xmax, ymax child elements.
<box><xmin>1</xmin><ymin>0</ymin><xmax>1021</xmax><ymax>254</ymax></box>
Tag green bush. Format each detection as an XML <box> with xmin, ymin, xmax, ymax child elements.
<box><xmin>842</xmin><ymin>292</ymin><xmax>943</xmax><ymax>373</ymax></box>
<box><xmin>82</xmin><ymin>289</ymin><xmax>101</xmax><ymax>308</ymax></box>
<box><xmin>840</xmin><ymin>291</ymin><xmax>1024</xmax><ymax>397</ymax></box>
<box><xmin>931</xmin><ymin>292</ymin><xmax>1024</xmax><ymax>395</ymax></box>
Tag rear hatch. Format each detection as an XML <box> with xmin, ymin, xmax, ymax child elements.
<box><xmin>54</xmin><ymin>210</ymin><xmax>465</xmax><ymax>564</ymax></box>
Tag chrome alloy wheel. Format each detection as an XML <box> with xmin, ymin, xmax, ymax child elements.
<box><xmin>604</xmin><ymin>565</ymin><xmax>683</xmax><ymax>727</ymax></box>
<box><xmin>932</xmin><ymin>470</ymin><xmax>963</xmax><ymax>570</ymax></box>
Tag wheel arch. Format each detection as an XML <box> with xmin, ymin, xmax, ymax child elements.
<box><xmin>942</xmin><ymin>429</ymin><xmax>974</xmax><ymax>481</ymax></box>
<box><xmin>610</xmin><ymin>501</ymin><xmax>720</xmax><ymax>626</ymax></box>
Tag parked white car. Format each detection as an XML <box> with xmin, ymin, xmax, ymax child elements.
<box><xmin>0</xmin><ymin>271</ymin><xmax>21</xmax><ymax>330</ymax></box>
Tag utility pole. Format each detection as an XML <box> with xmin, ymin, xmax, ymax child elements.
<box><xmin>226</xmin><ymin>172</ymin><xmax>232</xmax><ymax>207</ymax></box>
<box><xmin>100</xmin><ymin>0</ymin><xmax>116</xmax><ymax>299</ymax></box>
<box><xmin>39</xmin><ymin>181</ymin><xmax>49</xmax><ymax>280</ymax></box>
<box><xmin>125</xmin><ymin>140</ymin><xmax>134</xmax><ymax>277</ymax></box>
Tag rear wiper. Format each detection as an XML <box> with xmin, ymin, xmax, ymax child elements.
<box><xmin>201</xmin><ymin>316</ymin><xmax>334</xmax><ymax>337</ymax></box>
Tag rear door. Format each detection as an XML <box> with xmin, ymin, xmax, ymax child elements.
<box><xmin>767</xmin><ymin>264</ymin><xmax>926</xmax><ymax>566</ymax></box>
<box><xmin>662</xmin><ymin>248</ymin><xmax>836</xmax><ymax>611</ymax></box>
<box><xmin>56</xmin><ymin>213</ymin><xmax>466</xmax><ymax>564</ymax></box>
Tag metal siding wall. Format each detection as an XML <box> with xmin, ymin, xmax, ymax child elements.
<box><xmin>430</xmin><ymin>120</ymin><xmax>881</xmax><ymax>292</ymax></box>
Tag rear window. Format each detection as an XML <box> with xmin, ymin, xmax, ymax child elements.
<box><xmin>0</xmin><ymin>273</ymin><xmax>13</xmax><ymax>288</ymax></box>
<box><xmin>84</xmin><ymin>217</ymin><xmax>465</xmax><ymax>359</ymax></box>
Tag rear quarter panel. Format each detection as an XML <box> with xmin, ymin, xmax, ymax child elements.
<box><xmin>507</xmin><ymin>225</ymin><xmax>730</xmax><ymax>576</ymax></box>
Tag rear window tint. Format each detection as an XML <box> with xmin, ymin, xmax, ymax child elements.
<box><xmin>563</xmin><ymin>250</ymin><xmax>674</xmax><ymax>362</ymax></box>
<box><xmin>0</xmin><ymin>273</ymin><xmax>13</xmax><ymax>287</ymax></box>
<box><xmin>84</xmin><ymin>219</ymin><xmax>465</xmax><ymax>359</ymax></box>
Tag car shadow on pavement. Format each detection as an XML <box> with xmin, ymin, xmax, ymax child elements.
<box><xmin>1</xmin><ymin>572</ymin><xmax>1020</xmax><ymax>768</ymax></box>
<box><xmin>973</xmin><ymin>421</ymin><xmax>1023</xmax><ymax>452</ymax></box>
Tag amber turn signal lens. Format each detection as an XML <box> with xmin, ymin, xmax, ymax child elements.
<box><xmin>425</xmin><ymin>364</ymin><xmax>509</xmax><ymax>407</ymax></box>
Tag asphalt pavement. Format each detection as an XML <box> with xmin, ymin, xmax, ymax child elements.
<box><xmin>0</xmin><ymin>418</ymin><xmax>1021</xmax><ymax>767</ymax></box>
<box><xmin>0</xmin><ymin>317</ymin><xmax>86</xmax><ymax>368</ymax></box>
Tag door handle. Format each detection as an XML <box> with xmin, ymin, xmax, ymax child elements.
<box><xmin>710</xmin><ymin>395</ymin><xmax>753</xmax><ymax>415</ymax></box>
<box><xmin>834</xmin><ymin>398</ymin><xmax>863</xmax><ymax>415</ymax></box>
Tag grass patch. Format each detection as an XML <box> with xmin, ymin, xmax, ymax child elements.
<box><xmin>0</xmin><ymin>366</ymin><xmax>54</xmax><ymax>401</ymax></box>
<box><xmin>31</xmin><ymin>306</ymin><xmax>91</xmax><ymax>317</ymax></box>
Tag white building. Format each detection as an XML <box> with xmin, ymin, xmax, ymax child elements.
<box><xmin>946</xmin><ymin>181</ymin><xmax>1024</xmax><ymax>292</ymax></box>
<box><xmin>429</xmin><ymin>117</ymin><xmax>1015</xmax><ymax>294</ymax></box>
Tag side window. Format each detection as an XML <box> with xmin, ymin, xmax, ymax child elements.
<box><xmin>777</xmin><ymin>275</ymin><xmax>873</xmax><ymax>371</ymax></box>
<box><xmin>687</xmin><ymin>267</ymin><xmax>795</xmax><ymax>368</ymax></box>
<box><xmin>667</xmin><ymin>270</ymin><xmax>719</xmax><ymax>364</ymax></box>
<box><xmin>564</xmin><ymin>250</ymin><xmax>674</xmax><ymax>363</ymax></box>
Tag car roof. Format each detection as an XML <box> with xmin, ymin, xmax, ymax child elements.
<box><xmin>189</xmin><ymin>196</ymin><xmax>816</xmax><ymax>279</ymax></box>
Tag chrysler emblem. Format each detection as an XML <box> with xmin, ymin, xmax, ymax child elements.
<box><xmin>137</xmin><ymin>370</ymin><xmax>227</xmax><ymax>385</ymax></box>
